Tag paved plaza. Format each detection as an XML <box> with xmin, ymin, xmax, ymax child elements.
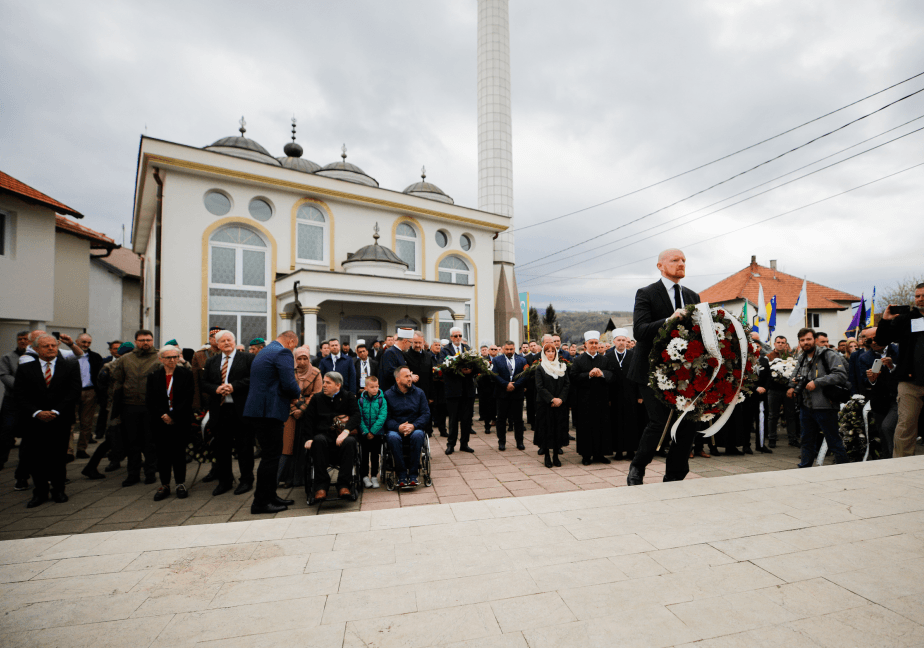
<box><xmin>0</xmin><ymin>420</ymin><xmax>806</xmax><ymax>540</ymax></box>
<box><xmin>1</xmin><ymin>455</ymin><xmax>923</xmax><ymax>647</ymax></box>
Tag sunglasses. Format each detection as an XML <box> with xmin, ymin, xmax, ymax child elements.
<box><xmin>162</xmin><ymin>355</ymin><xmax>180</xmax><ymax>360</ymax></box>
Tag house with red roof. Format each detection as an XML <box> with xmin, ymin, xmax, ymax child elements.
<box><xmin>699</xmin><ymin>256</ymin><xmax>860</xmax><ymax>345</ymax></box>
<box><xmin>0</xmin><ymin>170</ymin><xmax>117</xmax><ymax>351</ymax></box>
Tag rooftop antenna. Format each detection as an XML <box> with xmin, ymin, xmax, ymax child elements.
<box><xmin>121</xmin><ymin>224</ymin><xmax>125</xmax><ymax>247</ymax></box>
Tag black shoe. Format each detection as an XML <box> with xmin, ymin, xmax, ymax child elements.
<box><xmin>122</xmin><ymin>476</ymin><xmax>140</xmax><ymax>487</ymax></box>
<box><xmin>202</xmin><ymin>470</ymin><xmax>218</xmax><ymax>483</ymax></box>
<box><xmin>768</xmin><ymin>441</ymin><xmax>777</xmax><ymax>448</ymax></box>
<box><xmin>51</xmin><ymin>492</ymin><xmax>68</xmax><ymax>504</ymax></box>
<box><xmin>612</xmin><ymin>453</ymin><xmax>624</xmax><ymax>461</ymax></box>
<box><xmin>76</xmin><ymin>450</ymin><xmax>90</xmax><ymax>459</ymax></box>
<box><xmin>460</xmin><ymin>446</ymin><xmax>475</xmax><ymax>453</ymax></box>
<box><xmin>144</xmin><ymin>474</ymin><xmax>157</xmax><ymax>485</ymax></box>
<box><xmin>251</xmin><ymin>502</ymin><xmax>287</xmax><ymax>514</ymax></box>
<box><xmin>81</xmin><ymin>467</ymin><xmax>105</xmax><ymax>480</ymax></box>
<box><xmin>439</xmin><ymin>431</ymin><xmax>448</xmax><ymax>438</ymax></box>
<box><xmin>65</xmin><ymin>454</ymin><xmax>75</xmax><ymax>464</ymax></box>
<box><xmin>788</xmin><ymin>441</ymin><xmax>800</xmax><ymax>448</ymax></box>
<box><xmin>725</xmin><ymin>448</ymin><xmax>744</xmax><ymax>456</ymax></box>
<box><xmin>709</xmin><ymin>447</ymin><xmax>721</xmax><ymax>456</ymax></box>
<box><xmin>569</xmin><ymin>435</ymin><xmax>576</xmax><ymax>441</ymax></box>
<box><xmin>516</xmin><ymin>443</ymin><xmax>525</xmax><ymax>451</ymax></box>
<box><xmin>14</xmin><ymin>479</ymin><xmax>29</xmax><ymax>491</ymax></box>
<box><xmin>757</xmin><ymin>446</ymin><xmax>773</xmax><ymax>454</ymax></box>
<box><xmin>176</xmin><ymin>484</ymin><xmax>188</xmax><ymax>499</ymax></box>
<box><xmin>88</xmin><ymin>438</ymin><xmax>97</xmax><ymax>445</ymax></box>
<box><xmin>498</xmin><ymin>444</ymin><xmax>506</xmax><ymax>451</ymax></box>
<box><xmin>627</xmin><ymin>466</ymin><xmax>644</xmax><ymax>485</ymax></box>
<box><xmin>153</xmin><ymin>486</ymin><xmax>170</xmax><ymax>501</ymax></box>
<box><xmin>27</xmin><ymin>494</ymin><xmax>48</xmax><ymax>508</ymax></box>
<box><xmin>552</xmin><ymin>454</ymin><xmax>562</xmax><ymax>467</ymax></box>
<box><xmin>212</xmin><ymin>482</ymin><xmax>233</xmax><ymax>496</ymax></box>
<box><xmin>544</xmin><ymin>453</ymin><xmax>553</xmax><ymax>468</ymax></box>
<box><xmin>743</xmin><ymin>447</ymin><xmax>754</xmax><ymax>455</ymax></box>
<box><xmin>234</xmin><ymin>482</ymin><xmax>253</xmax><ymax>496</ymax></box>
<box><xmin>445</xmin><ymin>445</ymin><xmax>454</xmax><ymax>455</ymax></box>
<box><xmin>253</xmin><ymin>450</ymin><xmax>262</xmax><ymax>459</ymax></box>
<box><xmin>537</xmin><ymin>448</ymin><xmax>544</xmax><ymax>455</ymax></box>
<box><xmin>595</xmin><ymin>456</ymin><xmax>611</xmax><ymax>464</ymax></box>
<box><xmin>581</xmin><ymin>457</ymin><xmax>592</xmax><ymax>466</ymax></box>
<box><xmin>104</xmin><ymin>461</ymin><xmax>120</xmax><ymax>473</ymax></box>
<box><xmin>274</xmin><ymin>496</ymin><xmax>295</xmax><ymax>506</ymax></box>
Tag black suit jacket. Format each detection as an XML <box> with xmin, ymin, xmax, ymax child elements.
<box><xmin>146</xmin><ymin>365</ymin><xmax>195</xmax><ymax>429</ymax></box>
<box><xmin>439</xmin><ymin>343</ymin><xmax>476</xmax><ymax>398</ymax></box>
<box><xmin>354</xmin><ymin>356</ymin><xmax>379</xmax><ymax>388</ymax></box>
<box><xmin>13</xmin><ymin>357</ymin><xmax>81</xmax><ymax>432</ymax></box>
<box><xmin>203</xmin><ymin>352</ymin><xmax>254</xmax><ymax>418</ymax></box>
<box><xmin>627</xmin><ymin>280</ymin><xmax>700</xmax><ymax>385</ymax></box>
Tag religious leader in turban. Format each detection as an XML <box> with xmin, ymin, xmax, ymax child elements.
<box><xmin>569</xmin><ymin>330</ymin><xmax>615</xmax><ymax>465</ymax></box>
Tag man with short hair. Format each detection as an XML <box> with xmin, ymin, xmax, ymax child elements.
<box><xmin>320</xmin><ymin>339</ymin><xmax>358</xmax><ymax>394</ymax></box>
<box><xmin>877</xmin><ymin>284</ymin><xmax>924</xmax><ymax>457</ymax></box>
<box><xmin>354</xmin><ymin>344</ymin><xmax>378</xmax><ymax>392</ymax></box>
<box><xmin>492</xmin><ymin>341</ymin><xmax>528</xmax><ymax>451</ymax></box>
<box><xmin>858</xmin><ymin>327</ymin><xmax>899</xmax><ymax>458</ymax></box>
<box><xmin>429</xmin><ymin>339</ymin><xmax>447</xmax><ymax>436</ymax></box>
<box><xmin>104</xmin><ymin>341</ymin><xmax>121</xmax><ymax>363</ymax></box>
<box><xmin>523</xmin><ymin>339</ymin><xmax>542</xmax><ymax>431</ymax></box>
<box><xmin>71</xmin><ymin>333</ymin><xmax>104</xmax><ymax>458</ymax></box>
<box><xmin>787</xmin><ymin>328</ymin><xmax>850</xmax><ymax>467</ymax></box>
<box><xmin>384</xmin><ymin>366</ymin><xmax>431</xmax><ymax>486</ymax></box>
<box><xmin>370</xmin><ymin>340</ymin><xmax>384</xmax><ymax>362</ymax></box>
<box><xmin>379</xmin><ymin>330</ymin><xmax>412</xmax><ymax>391</ymax></box>
<box><xmin>111</xmin><ymin>330</ymin><xmax>161</xmax><ymax>486</ymax></box>
<box><xmin>552</xmin><ymin>334</ymin><xmax>571</xmax><ymax>361</ymax></box>
<box><xmin>303</xmin><ymin>371</ymin><xmax>360</xmax><ymax>502</ymax></box>
<box><xmin>519</xmin><ymin>342</ymin><xmax>529</xmax><ymax>357</ymax></box>
<box><xmin>837</xmin><ymin>340</ymin><xmax>848</xmax><ymax>355</ymax></box>
<box><xmin>441</xmin><ymin>327</ymin><xmax>475</xmax><ymax>454</ymax></box>
<box><xmin>815</xmin><ymin>332</ymin><xmax>830</xmax><ymax>349</ymax></box>
<box><xmin>341</xmin><ymin>341</ymin><xmax>357</xmax><ymax>359</ymax></box>
<box><xmin>0</xmin><ymin>331</ymin><xmax>31</xmax><ymax>483</ymax></box>
<box><xmin>203</xmin><ymin>330</ymin><xmax>255</xmax><ymax>497</ymax></box>
<box><xmin>405</xmin><ymin>333</ymin><xmax>434</xmax><ymax>434</ymax></box>
<box><xmin>767</xmin><ymin>335</ymin><xmax>799</xmax><ymax>448</ymax></box>
<box><xmin>313</xmin><ymin>340</ymin><xmax>330</xmax><ymax>368</ymax></box>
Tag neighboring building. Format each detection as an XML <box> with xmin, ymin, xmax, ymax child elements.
<box><xmin>89</xmin><ymin>246</ymin><xmax>142</xmax><ymax>345</ymax></box>
<box><xmin>603</xmin><ymin>315</ymin><xmax>634</xmax><ymax>342</ymax></box>
<box><xmin>698</xmin><ymin>257</ymin><xmax>860</xmax><ymax>344</ymax></box>
<box><xmin>130</xmin><ymin>126</ymin><xmax>509</xmax><ymax>352</ymax></box>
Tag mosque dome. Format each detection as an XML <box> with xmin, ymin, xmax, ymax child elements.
<box><xmin>402</xmin><ymin>167</ymin><xmax>454</xmax><ymax>204</ymax></box>
<box><xmin>315</xmin><ymin>145</ymin><xmax>379</xmax><ymax>187</ymax></box>
<box><xmin>275</xmin><ymin>118</ymin><xmax>321</xmax><ymax>173</ymax></box>
<box><xmin>341</xmin><ymin>223</ymin><xmax>408</xmax><ymax>278</ymax></box>
<box><xmin>204</xmin><ymin>117</ymin><xmax>282</xmax><ymax>166</ymax></box>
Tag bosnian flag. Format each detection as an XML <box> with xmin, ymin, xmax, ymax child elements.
<box><xmin>787</xmin><ymin>279</ymin><xmax>808</xmax><ymax>327</ymax></box>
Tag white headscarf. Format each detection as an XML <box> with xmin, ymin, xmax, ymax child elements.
<box><xmin>540</xmin><ymin>344</ymin><xmax>567</xmax><ymax>379</ymax></box>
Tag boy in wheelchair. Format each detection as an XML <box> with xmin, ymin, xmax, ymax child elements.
<box><xmin>383</xmin><ymin>367</ymin><xmax>431</xmax><ymax>487</ymax></box>
<box><xmin>302</xmin><ymin>372</ymin><xmax>360</xmax><ymax>502</ymax></box>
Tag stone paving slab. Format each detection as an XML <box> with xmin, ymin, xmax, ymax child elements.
<box><xmin>1</xmin><ymin>456</ymin><xmax>922</xmax><ymax>647</ymax></box>
<box><xmin>0</xmin><ymin>419</ymin><xmax>805</xmax><ymax>539</ymax></box>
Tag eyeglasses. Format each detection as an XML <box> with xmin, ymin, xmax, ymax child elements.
<box><xmin>162</xmin><ymin>355</ymin><xmax>180</xmax><ymax>360</ymax></box>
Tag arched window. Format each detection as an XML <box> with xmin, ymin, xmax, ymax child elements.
<box><xmin>208</xmin><ymin>225</ymin><xmax>270</xmax><ymax>345</ymax></box>
<box><xmin>438</xmin><ymin>303</ymin><xmax>471</xmax><ymax>343</ymax></box>
<box><xmin>395</xmin><ymin>222</ymin><xmax>419</xmax><ymax>274</ymax></box>
<box><xmin>438</xmin><ymin>255</ymin><xmax>471</xmax><ymax>285</ymax></box>
<box><xmin>296</xmin><ymin>203</ymin><xmax>328</xmax><ymax>265</ymax></box>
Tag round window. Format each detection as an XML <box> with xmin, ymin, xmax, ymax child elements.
<box><xmin>460</xmin><ymin>234</ymin><xmax>472</xmax><ymax>251</ymax></box>
<box><xmin>249</xmin><ymin>198</ymin><xmax>273</xmax><ymax>222</ymax></box>
<box><xmin>204</xmin><ymin>190</ymin><xmax>231</xmax><ymax>216</ymax></box>
<box><xmin>435</xmin><ymin>230</ymin><xmax>448</xmax><ymax>248</ymax></box>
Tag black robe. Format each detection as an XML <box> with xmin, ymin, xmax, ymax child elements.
<box><xmin>534</xmin><ymin>364</ymin><xmax>570</xmax><ymax>451</ymax></box>
<box><xmin>570</xmin><ymin>352</ymin><xmax>615</xmax><ymax>458</ymax></box>
<box><xmin>606</xmin><ymin>347</ymin><xmax>641</xmax><ymax>455</ymax></box>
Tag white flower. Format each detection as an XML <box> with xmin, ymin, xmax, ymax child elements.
<box><xmin>851</xmin><ymin>394</ymin><xmax>866</xmax><ymax>401</ymax></box>
<box><xmin>712</xmin><ymin>322</ymin><xmax>726</xmax><ymax>336</ymax></box>
<box><xmin>700</xmin><ymin>412</ymin><xmax>716</xmax><ymax>422</ymax></box>
<box><xmin>667</xmin><ymin>338</ymin><xmax>688</xmax><ymax>361</ymax></box>
<box><xmin>736</xmin><ymin>391</ymin><xmax>746</xmax><ymax>404</ymax></box>
<box><xmin>655</xmin><ymin>370</ymin><xmax>675</xmax><ymax>391</ymax></box>
<box><xmin>675</xmin><ymin>395</ymin><xmax>691</xmax><ymax>410</ymax></box>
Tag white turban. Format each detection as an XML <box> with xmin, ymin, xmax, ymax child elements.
<box><xmin>612</xmin><ymin>328</ymin><xmax>629</xmax><ymax>338</ymax></box>
<box><xmin>396</xmin><ymin>328</ymin><xmax>414</xmax><ymax>339</ymax></box>
<box><xmin>584</xmin><ymin>330</ymin><xmax>600</xmax><ymax>342</ymax></box>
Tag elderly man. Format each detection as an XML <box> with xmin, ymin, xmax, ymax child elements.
<box><xmin>571</xmin><ymin>331</ymin><xmax>615</xmax><ymax>464</ymax></box>
<box><xmin>0</xmin><ymin>331</ymin><xmax>30</xmax><ymax>480</ymax></box>
<box><xmin>441</xmin><ymin>327</ymin><xmax>476</xmax><ymax>454</ymax></box>
<box><xmin>203</xmin><ymin>330</ymin><xmax>255</xmax><ymax>497</ymax></box>
<box><xmin>303</xmin><ymin>371</ymin><xmax>360</xmax><ymax>502</ymax></box>
<box><xmin>627</xmin><ymin>248</ymin><xmax>702</xmax><ymax>484</ymax></box>
<box><xmin>605</xmin><ymin>328</ymin><xmax>640</xmax><ymax>460</ymax></box>
<box><xmin>319</xmin><ymin>339</ymin><xmax>358</xmax><ymax>394</ymax></box>
<box><xmin>243</xmin><ymin>330</ymin><xmax>302</xmax><ymax>513</ymax></box>
<box><xmin>380</xmin><ymin>329</ymin><xmax>412</xmax><ymax>391</ymax></box>
<box><xmin>111</xmin><ymin>330</ymin><xmax>161</xmax><ymax>486</ymax></box>
<box><xmin>14</xmin><ymin>335</ymin><xmax>81</xmax><ymax>507</ymax></box>
<box><xmin>71</xmin><ymin>333</ymin><xmax>104</xmax><ymax>458</ymax></box>
<box><xmin>384</xmin><ymin>366</ymin><xmax>430</xmax><ymax>486</ymax></box>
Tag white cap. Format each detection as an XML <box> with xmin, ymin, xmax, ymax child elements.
<box><xmin>356</xmin><ymin>339</ymin><xmax>365</xmax><ymax>346</ymax></box>
<box><xmin>440</xmin><ymin>339</ymin><xmax>449</xmax><ymax>346</ymax></box>
<box><xmin>396</xmin><ymin>328</ymin><xmax>414</xmax><ymax>340</ymax></box>
<box><xmin>584</xmin><ymin>330</ymin><xmax>601</xmax><ymax>342</ymax></box>
<box><xmin>612</xmin><ymin>328</ymin><xmax>629</xmax><ymax>338</ymax></box>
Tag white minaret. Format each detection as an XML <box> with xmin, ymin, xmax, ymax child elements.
<box><xmin>478</xmin><ymin>0</ymin><xmax>522</xmax><ymax>342</ymax></box>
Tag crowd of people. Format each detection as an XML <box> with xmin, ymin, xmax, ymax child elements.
<box><xmin>0</xmin><ymin>276</ymin><xmax>921</xmax><ymax>512</ymax></box>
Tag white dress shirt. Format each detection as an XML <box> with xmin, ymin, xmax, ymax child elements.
<box><xmin>661</xmin><ymin>276</ymin><xmax>684</xmax><ymax>309</ymax></box>
<box><xmin>220</xmin><ymin>350</ymin><xmax>236</xmax><ymax>404</ymax></box>
<box><xmin>78</xmin><ymin>354</ymin><xmax>93</xmax><ymax>388</ymax></box>
<box><xmin>34</xmin><ymin>358</ymin><xmax>61</xmax><ymax>418</ymax></box>
<box><xmin>358</xmin><ymin>358</ymin><xmax>371</xmax><ymax>388</ymax></box>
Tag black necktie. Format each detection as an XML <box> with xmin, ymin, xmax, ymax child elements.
<box><xmin>673</xmin><ymin>284</ymin><xmax>682</xmax><ymax>310</ymax></box>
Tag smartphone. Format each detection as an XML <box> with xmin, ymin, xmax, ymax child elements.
<box><xmin>891</xmin><ymin>305</ymin><xmax>911</xmax><ymax>316</ymax></box>
<box><xmin>871</xmin><ymin>358</ymin><xmax>883</xmax><ymax>373</ymax></box>
<box><xmin>52</xmin><ymin>331</ymin><xmax>61</xmax><ymax>340</ymax></box>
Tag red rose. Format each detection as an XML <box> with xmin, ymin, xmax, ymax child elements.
<box><xmin>664</xmin><ymin>392</ymin><xmax>677</xmax><ymax>404</ymax></box>
<box><xmin>662</xmin><ymin>350</ymin><xmax>671</xmax><ymax>362</ymax></box>
<box><xmin>692</xmin><ymin>373</ymin><xmax>711</xmax><ymax>392</ymax></box>
<box><xmin>733</xmin><ymin>369</ymin><xmax>742</xmax><ymax>380</ymax></box>
<box><xmin>680</xmin><ymin>385</ymin><xmax>695</xmax><ymax>399</ymax></box>
<box><xmin>692</xmin><ymin>325</ymin><xmax>701</xmax><ymax>332</ymax></box>
<box><xmin>706</xmin><ymin>357</ymin><xmax>719</xmax><ymax>368</ymax></box>
<box><xmin>674</xmin><ymin>366</ymin><xmax>691</xmax><ymax>381</ymax></box>
<box><xmin>670</xmin><ymin>330</ymin><xmax>680</xmax><ymax>338</ymax></box>
<box><xmin>717</xmin><ymin>309</ymin><xmax>726</xmax><ymax>318</ymax></box>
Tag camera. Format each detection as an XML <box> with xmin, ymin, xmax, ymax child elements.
<box><xmin>792</xmin><ymin>375</ymin><xmax>810</xmax><ymax>397</ymax></box>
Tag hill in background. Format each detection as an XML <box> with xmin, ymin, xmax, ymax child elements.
<box><xmin>555</xmin><ymin>311</ymin><xmax>633</xmax><ymax>344</ymax></box>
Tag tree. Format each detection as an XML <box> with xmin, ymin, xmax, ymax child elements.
<box><xmin>879</xmin><ymin>274</ymin><xmax>924</xmax><ymax>310</ymax></box>
<box><xmin>524</xmin><ymin>307</ymin><xmax>541</xmax><ymax>341</ymax></box>
<box><xmin>542</xmin><ymin>304</ymin><xmax>560</xmax><ymax>336</ymax></box>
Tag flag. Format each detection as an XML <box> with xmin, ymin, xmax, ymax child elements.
<box><xmin>768</xmin><ymin>296</ymin><xmax>777</xmax><ymax>335</ymax></box>
<box><xmin>519</xmin><ymin>292</ymin><xmax>529</xmax><ymax>338</ymax></box>
<box><xmin>787</xmin><ymin>279</ymin><xmax>808</xmax><ymax>327</ymax></box>
<box><xmin>868</xmin><ymin>286</ymin><xmax>876</xmax><ymax>326</ymax></box>
<box><xmin>845</xmin><ymin>295</ymin><xmax>867</xmax><ymax>337</ymax></box>
<box><xmin>757</xmin><ymin>283</ymin><xmax>769</xmax><ymax>342</ymax></box>
<box><xmin>742</xmin><ymin>300</ymin><xmax>748</xmax><ymax>325</ymax></box>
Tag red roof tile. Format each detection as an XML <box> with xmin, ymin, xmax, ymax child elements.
<box><xmin>0</xmin><ymin>170</ymin><xmax>83</xmax><ymax>218</ymax></box>
<box><xmin>699</xmin><ymin>260</ymin><xmax>859</xmax><ymax>310</ymax></box>
<box><xmin>55</xmin><ymin>215</ymin><xmax>117</xmax><ymax>249</ymax></box>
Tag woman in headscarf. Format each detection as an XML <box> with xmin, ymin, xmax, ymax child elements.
<box><xmin>534</xmin><ymin>343</ymin><xmax>570</xmax><ymax>468</ymax></box>
<box><xmin>278</xmin><ymin>345</ymin><xmax>322</xmax><ymax>487</ymax></box>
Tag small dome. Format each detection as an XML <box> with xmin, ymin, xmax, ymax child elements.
<box><xmin>403</xmin><ymin>167</ymin><xmax>454</xmax><ymax>204</ymax></box>
<box><xmin>276</xmin><ymin>118</ymin><xmax>322</xmax><ymax>173</ymax></box>
<box><xmin>315</xmin><ymin>144</ymin><xmax>379</xmax><ymax>187</ymax></box>
<box><xmin>204</xmin><ymin>117</ymin><xmax>281</xmax><ymax>166</ymax></box>
<box><xmin>341</xmin><ymin>224</ymin><xmax>408</xmax><ymax>277</ymax></box>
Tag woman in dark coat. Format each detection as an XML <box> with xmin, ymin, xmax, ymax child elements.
<box><xmin>534</xmin><ymin>343</ymin><xmax>570</xmax><ymax>468</ymax></box>
<box><xmin>146</xmin><ymin>344</ymin><xmax>194</xmax><ymax>500</ymax></box>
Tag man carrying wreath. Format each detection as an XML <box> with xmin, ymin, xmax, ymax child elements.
<box><xmin>626</xmin><ymin>248</ymin><xmax>701</xmax><ymax>485</ymax></box>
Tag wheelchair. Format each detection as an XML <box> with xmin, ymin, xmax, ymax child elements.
<box><xmin>381</xmin><ymin>430</ymin><xmax>433</xmax><ymax>491</ymax></box>
<box><xmin>303</xmin><ymin>436</ymin><xmax>364</xmax><ymax>506</ymax></box>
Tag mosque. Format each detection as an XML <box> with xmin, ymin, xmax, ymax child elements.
<box><xmin>129</xmin><ymin>0</ymin><xmax>522</xmax><ymax>352</ymax></box>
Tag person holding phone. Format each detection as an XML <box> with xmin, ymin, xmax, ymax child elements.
<box><xmin>876</xmin><ymin>283</ymin><xmax>924</xmax><ymax>458</ymax></box>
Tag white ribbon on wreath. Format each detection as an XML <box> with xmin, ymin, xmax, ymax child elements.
<box><xmin>670</xmin><ymin>302</ymin><xmax>750</xmax><ymax>441</ymax></box>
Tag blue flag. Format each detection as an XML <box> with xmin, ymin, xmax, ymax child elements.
<box><xmin>845</xmin><ymin>295</ymin><xmax>866</xmax><ymax>337</ymax></box>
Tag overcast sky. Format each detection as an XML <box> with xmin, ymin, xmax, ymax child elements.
<box><xmin>3</xmin><ymin>1</ymin><xmax>923</xmax><ymax>311</ymax></box>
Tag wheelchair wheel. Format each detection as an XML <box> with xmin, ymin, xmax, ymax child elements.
<box><xmin>421</xmin><ymin>436</ymin><xmax>432</xmax><ymax>487</ymax></box>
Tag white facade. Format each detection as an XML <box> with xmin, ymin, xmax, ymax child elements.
<box><xmin>132</xmin><ymin>138</ymin><xmax>509</xmax><ymax>352</ymax></box>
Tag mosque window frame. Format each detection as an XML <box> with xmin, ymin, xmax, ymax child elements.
<box><xmin>395</xmin><ymin>221</ymin><xmax>420</xmax><ymax>276</ymax></box>
<box><xmin>295</xmin><ymin>203</ymin><xmax>329</xmax><ymax>267</ymax></box>
<box><xmin>248</xmin><ymin>196</ymin><xmax>274</xmax><ymax>222</ymax></box>
<box><xmin>438</xmin><ymin>303</ymin><xmax>472</xmax><ymax>344</ymax></box>
<box><xmin>459</xmin><ymin>233</ymin><xmax>473</xmax><ymax>251</ymax></box>
<box><xmin>437</xmin><ymin>254</ymin><xmax>471</xmax><ymax>286</ymax></box>
<box><xmin>435</xmin><ymin>229</ymin><xmax>449</xmax><ymax>249</ymax></box>
<box><xmin>203</xmin><ymin>189</ymin><xmax>232</xmax><ymax>216</ymax></box>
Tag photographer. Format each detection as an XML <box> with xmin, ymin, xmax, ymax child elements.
<box><xmin>876</xmin><ymin>283</ymin><xmax>924</xmax><ymax>458</ymax></box>
<box><xmin>787</xmin><ymin>328</ymin><xmax>850</xmax><ymax>467</ymax></box>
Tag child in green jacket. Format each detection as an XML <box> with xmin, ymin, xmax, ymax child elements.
<box><xmin>358</xmin><ymin>375</ymin><xmax>387</xmax><ymax>488</ymax></box>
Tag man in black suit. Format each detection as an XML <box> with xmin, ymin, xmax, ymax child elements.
<box><xmin>405</xmin><ymin>332</ymin><xmax>434</xmax><ymax>434</ymax></box>
<box><xmin>379</xmin><ymin>330</ymin><xmax>411</xmax><ymax>391</ymax></box>
<box><xmin>354</xmin><ymin>343</ymin><xmax>378</xmax><ymax>393</ymax></box>
<box><xmin>441</xmin><ymin>327</ymin><xmax>475</xmax><ymax>454</ymax></box>
<box><xmin>14</xmin><ymin>334</ymin><xmax>81</xmax><ymax>507</ymax></box>
<box><xmin>492</xmin><ymin>341</ymin><xmax>529</xmax><ymax>451</ymax></box>
<box><xmin>627</xmin><ymin>248</ymin><xmax>701</xmax><ymax>484</ymax></box>
<box><xmin>203</xmin><ymin>330</ymin><xmax>254</xmax><ymax>496</ymax></box>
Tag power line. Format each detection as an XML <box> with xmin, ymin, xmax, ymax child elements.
<box><xmin>509</xmin><ymin>69</ymin><xmax>924</xmax><ymax>235</ymax></box>
<box><xmin>521</xmin><ymin>160</ymin><xmax>924</xmax><ymax>287</ymax></box>
<box><xmin>519</xmin><ymin>117</ymin><xmax>924</xmax><ymax>274</ymax></box>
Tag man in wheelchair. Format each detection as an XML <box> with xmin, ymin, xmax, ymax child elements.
<box><xmin>384</xmin><ymin>366</ymin><xmax>431</xmax><ymax>487</ymax></box>
<box><xmin>302</xmin><ymin>372</ymin><xmax>360</xmax><ymax>502</ymax></box>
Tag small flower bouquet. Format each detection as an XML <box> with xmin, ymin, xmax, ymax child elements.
<box><xmin>838</xmin><ymin>394</ymin><xmax>871</xmax><ymax>462</ymax></box>
<box><xmin>513</xmin><ymin>356</ymin><xmax>543</xmax><ymax>382</ymax></box>
<box><xmin>768</xmin><ymin>356</ymin><xmax>798</xmax><ymax>387</ymax></box>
